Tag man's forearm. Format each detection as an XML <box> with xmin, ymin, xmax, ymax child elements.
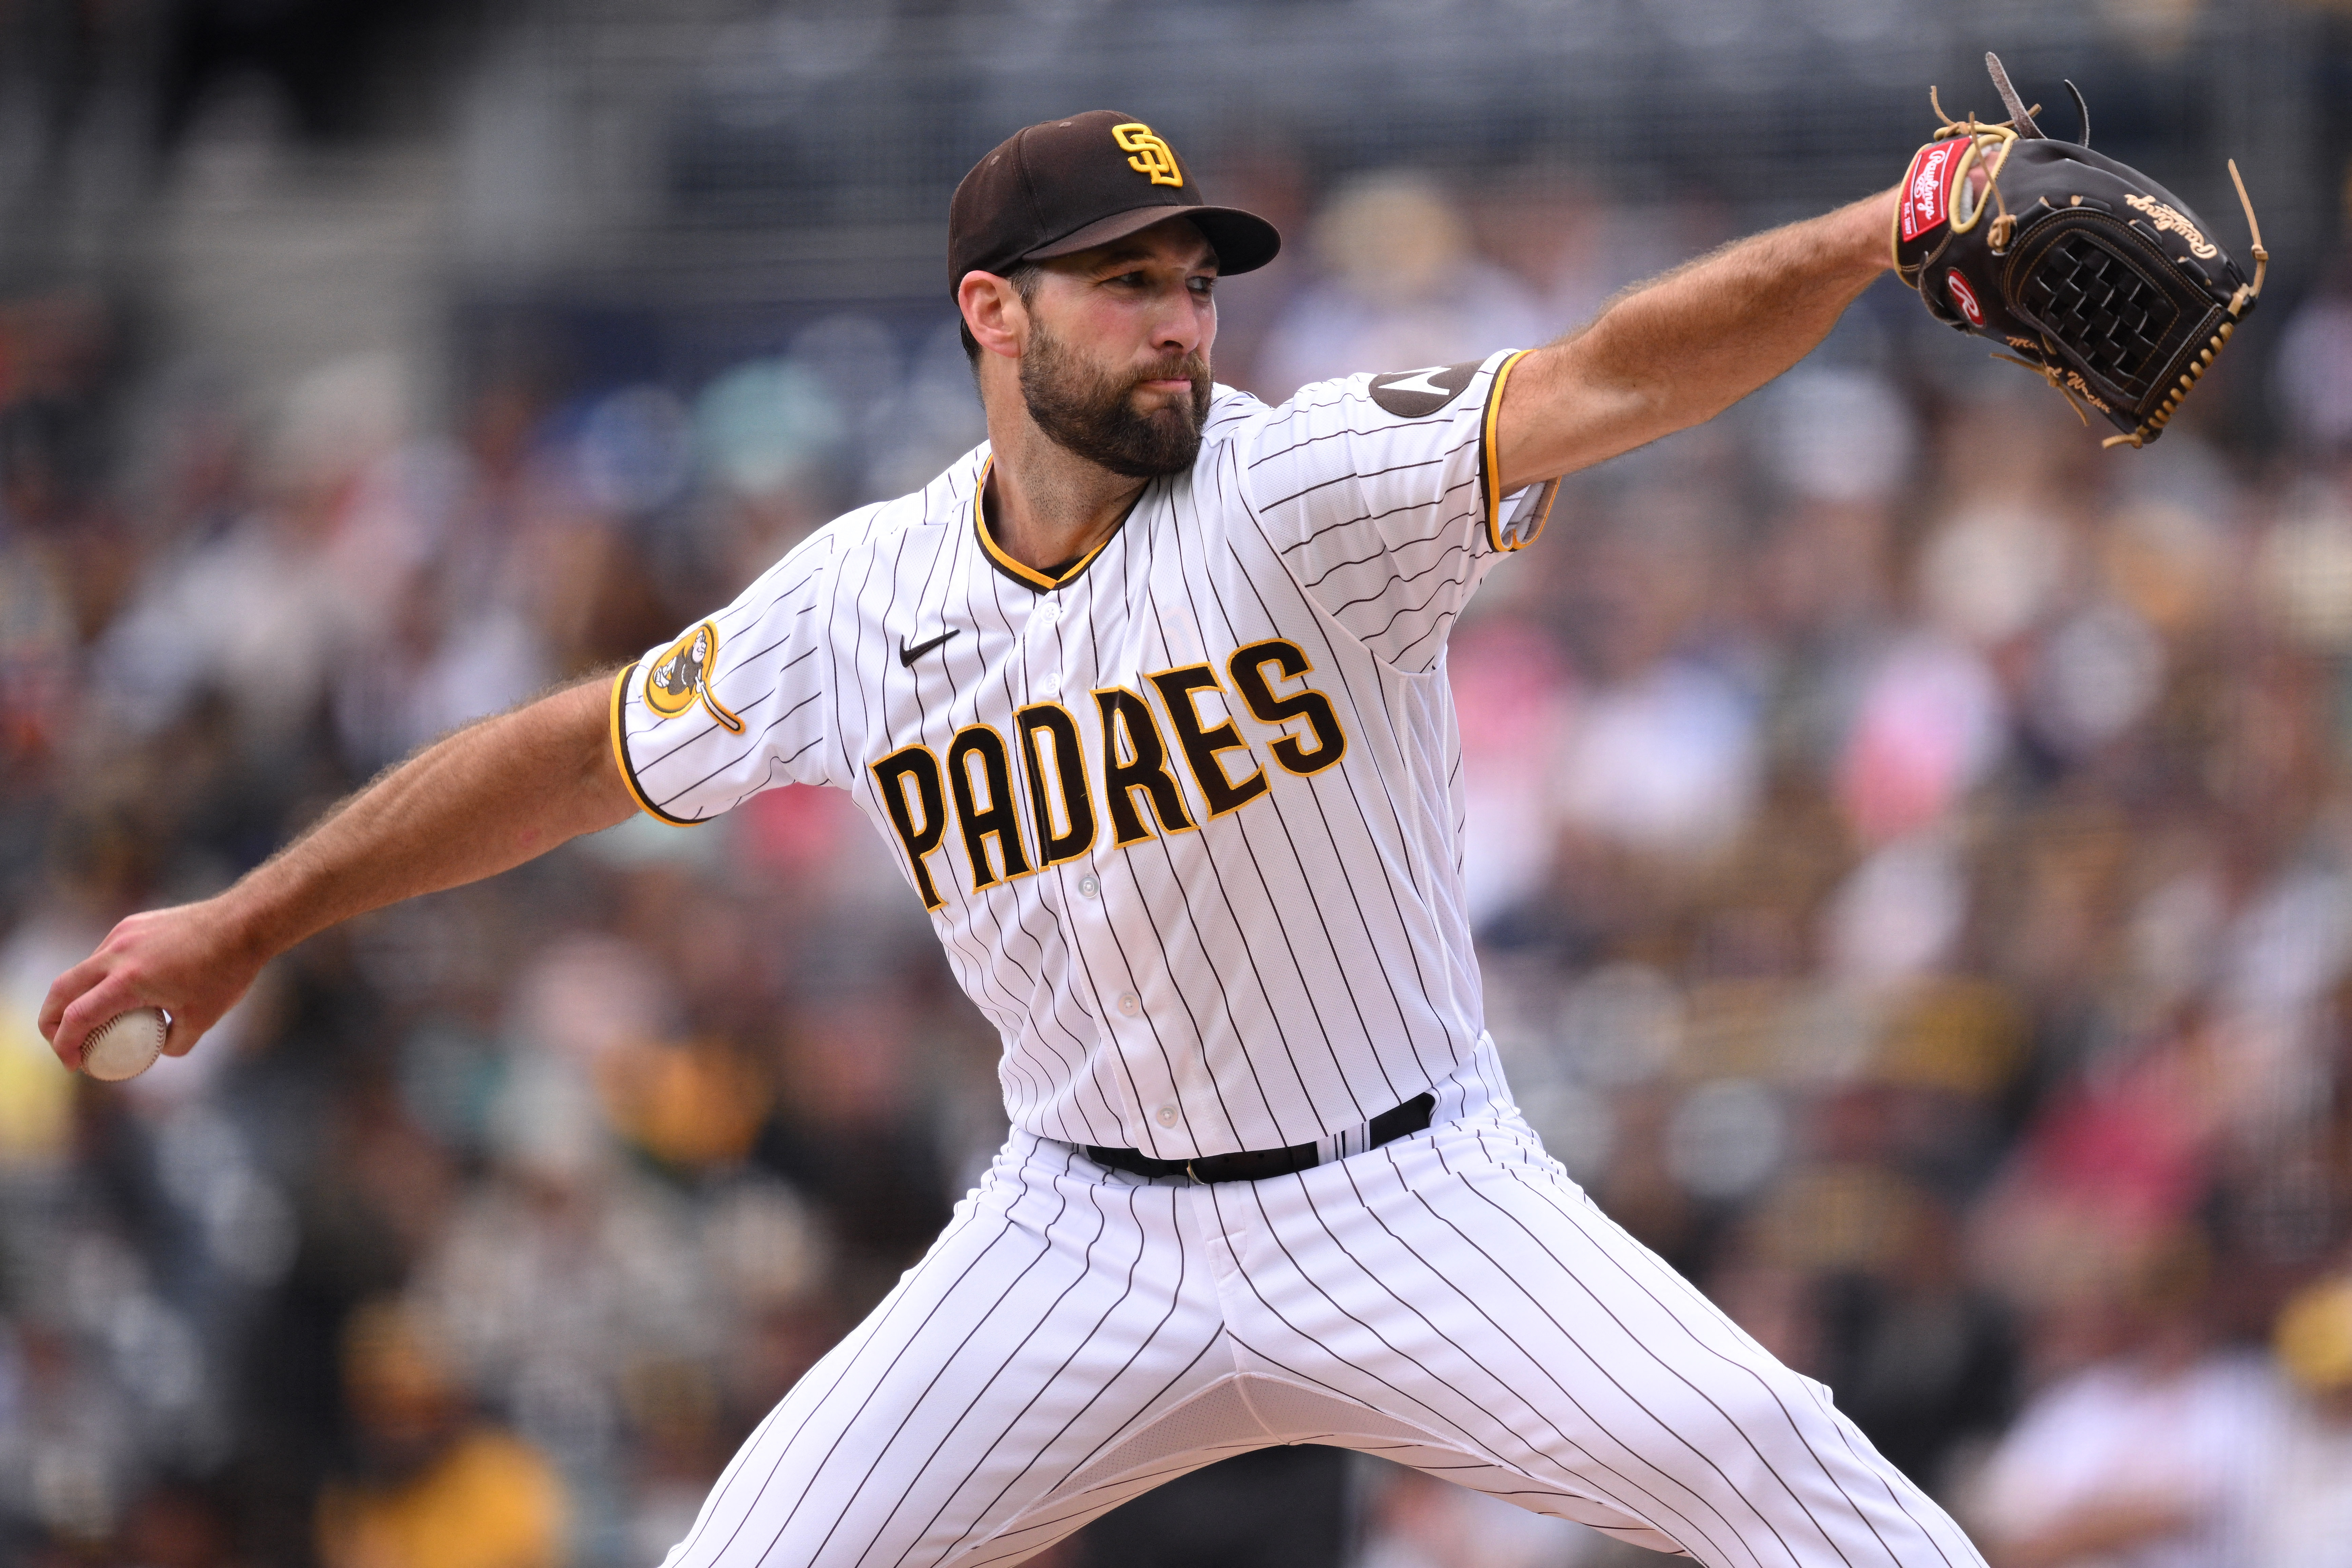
<box><xmin>41</xmin><ymin>673</ymin><xmax>639</xmax><ymax>1062</ymax></box>
<box><xmin>228</xmin><ymin>674</ymin><xmax>638</xmax><ymax>957</ymax></box>
<box><xmin>1497</xmin><ymin>187</ymin><xmax>1897</xmax><ymax>489</ymax></box>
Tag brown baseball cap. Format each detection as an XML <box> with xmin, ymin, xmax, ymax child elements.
<box><xmin>948</xmin><ymin>111</ymin><xmax>1281</xmax><ymax>296</ymax></box>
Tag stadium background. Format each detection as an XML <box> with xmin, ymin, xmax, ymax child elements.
<box><xmin>4</xmin><ymin>1</ymin><xmax>2352</xmax><ymax>1564</ymax></box>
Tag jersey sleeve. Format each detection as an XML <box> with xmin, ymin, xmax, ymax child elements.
<box><xmin>611</xmin><ymin>530</ymin><xmax>840</xmax><ymax>824</ymax></box>
<box><xmin>1240</xmin><ymin>347</ymin><xmax>1558</xmax><ymax>671</ymax></box>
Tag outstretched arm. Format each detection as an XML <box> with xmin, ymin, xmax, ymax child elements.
<box><xmin>1494</xmin><ymin>187</ymin><xmax>1898</xmax><ymax>491</ymax></box>
<box><xmin>40</xmin><ymin>673</ymin><xmax>637</xmax><ymax>1069</ymax></box>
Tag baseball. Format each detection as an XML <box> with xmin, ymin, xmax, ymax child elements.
<box><xmin>80</xmin><ymin>1007</ymin><xmax>167</xmax><ymax>1082</ymax></box>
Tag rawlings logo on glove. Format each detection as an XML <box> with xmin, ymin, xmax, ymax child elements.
<box><xmin>1902</xmin><ymin>142</ymin><xmax>1961</xmax><ymax>240</ymax></box>
<box><xmin>1945</xmin><ymin>270</ymin><xmax>1985</xmax><ymax>327</ymax></box>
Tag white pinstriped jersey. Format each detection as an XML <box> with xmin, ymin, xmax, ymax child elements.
<box><xmin>613</xmin><ymin>348</ymin><xmax>1558</xmax><ymax>1160</ymax></box>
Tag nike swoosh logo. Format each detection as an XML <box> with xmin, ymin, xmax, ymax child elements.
<box><xmin>899</xmin><ymin>629</ymin><xmax>959</xmax><ymax>667</ymax></box>
<box><xmin>1378</xmin><ymin>366</ymin><xmax>1453</xmax><ymax>397</ymax></box>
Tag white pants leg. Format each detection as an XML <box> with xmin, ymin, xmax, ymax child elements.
<box><xmin>1203</xmin><ymin>1112</ymin><xmax>1985</xmax><ymax>1568</ymax></box>
<box><xmin>657</xmin><ymin>1135</ymin><xmax>1239</xmax><ymax>1568</ymax></box>
<box><xmin>660</xmin><ymin>1109</ymin><xmax>1986</xmax><ymax>1568</ymax></box>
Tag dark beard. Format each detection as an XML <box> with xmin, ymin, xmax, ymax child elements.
<box><xmin>1019</xmin><ymin>322</ymin><xmax>1211</xmax><ymax>479</ymax></box>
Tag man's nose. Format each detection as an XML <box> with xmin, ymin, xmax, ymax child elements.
<box><xmin>1151</xmin><ymin>285</ymin><xmax>1204</xmax><ymax>355</ymax></box>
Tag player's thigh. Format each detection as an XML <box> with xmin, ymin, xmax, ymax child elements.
<box><xmin>1218</xmin><ymin>1122</ymin><xmax>1983</xmax><ymax>1568</ymax></box>
<box><xmin>660</xmin><ymin>1141</ymin><xmax>1228</xmax><ymax>1568</ymax></box>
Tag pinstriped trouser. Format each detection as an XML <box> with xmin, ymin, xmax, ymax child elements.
<box><xmin>656</xmin><ymin>1107</ymin><xmax>1987</xmax><ymax>1568</ymax></box>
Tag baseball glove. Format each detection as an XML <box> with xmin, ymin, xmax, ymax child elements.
<box><xmin>1893</xmin><ymin>52</ymin><xmax>2267</xmax><ymax>449</ymax></box>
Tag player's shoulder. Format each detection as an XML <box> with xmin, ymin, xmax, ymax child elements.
<box><xmin>1197</xmin><ymin>383</ymin><xmax>1270</xmax><ymax>450</ymax></box>
<box><xmin>789</xmin><ymin>443</ymin><xmax>990</xmax><ymax>568</ymax></box>
<box><xmin>1231</xmin><ymin>350</ymin><xmax>1522</xmax><ymax>471</ymax></box>
<box><xmin>723</xmin><ymin>445</ymin><xmax>984</xmax><ymax>616</ymax></box>
<box><xmin>1293</xmin><ymin>351</ymin><xmax>1518</xmax><ymax>428</ymax></box>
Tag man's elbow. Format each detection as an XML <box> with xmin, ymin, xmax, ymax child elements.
<box><xmin>521</xmin><ymin>672</ymin><xmax>637</xmax><ymax>831</ymax></box>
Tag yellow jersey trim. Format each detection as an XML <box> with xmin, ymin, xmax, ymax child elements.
<box><xmin>972</xmin><ymin>455</ymin><xmax>1126</xmax><ymax>593</ymax></box>
<box><xmin>609</xmin><ymin>661</ymin><xmax>703</xmax><ymax>828</ymax></box>
<box><xmin>1480</xmin><ymin>349</ymin><xmax>1532</xmax><ymax>553</ymax></box>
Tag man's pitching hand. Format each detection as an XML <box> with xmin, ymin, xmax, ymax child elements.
<box><xmin>39</xmin><ymin>899</ymin><xmax>264</xmax><ymax>1071</ymax></box>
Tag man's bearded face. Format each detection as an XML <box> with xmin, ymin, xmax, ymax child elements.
<box><xmin>1019</xmin><ymin>315</ymin><xmax>1211</xmax><ymax>479</ymax></box>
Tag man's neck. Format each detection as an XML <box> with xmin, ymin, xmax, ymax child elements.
<box><xmin>980</xmin><ymin>405</ymin><xmax>1148</xmax><ymax>578</ymax></box>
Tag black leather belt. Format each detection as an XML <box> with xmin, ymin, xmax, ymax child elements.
<box><xmin>1084</xmin><ymin>1092</ymin><xmax>1435</xmax><ymax>1184</ymax></box>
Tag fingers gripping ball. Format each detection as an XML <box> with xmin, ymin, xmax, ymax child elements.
<box><xmin>1894</xmin><ymin>51</ymin><xmax>2268</xmax><ymax>448</ymax></box>
<box><xmin>81</xmin><ymin>1007</ymin><xmax>168</xmax><ymax>1082</ymax></box>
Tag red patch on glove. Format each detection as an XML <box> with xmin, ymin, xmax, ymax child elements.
<box><xmin>1901</xmin><ymin>141</ymin><xmax>1964</xmax><ymax>242</ymax></box>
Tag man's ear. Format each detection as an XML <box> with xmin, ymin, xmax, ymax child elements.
<box><xmin>959</xmin><ymin>271</ymin><xmax>1028</xmax><ymax>361</ymax></box>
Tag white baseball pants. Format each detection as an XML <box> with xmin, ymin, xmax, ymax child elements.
<box><xmin>658</xmin><ymin>1077</ymin><xmax>1985</xmax><ymax>1568</ymax></box>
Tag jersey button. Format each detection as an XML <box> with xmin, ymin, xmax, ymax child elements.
<box><xmin>1117</xmin><ymin>992</ymin><xmax>1140</xmax><ymax>1017</ymax></box>
<box><xmin>1077</xmin><ymin>874</ymin><xmax>1100</xmax><ymax>899</ymax></box>
<box><xmin>1156</xmin><ymin>1105</ymin><xmax>1178</xmax><ymax>1127</ymax></box>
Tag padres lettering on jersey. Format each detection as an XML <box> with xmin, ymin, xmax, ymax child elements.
<box><xmin>612</xmin><ymin>348</ymin><xmax>1556</xmax><ymax>1160</ymax></box>
<box><xmin>867</xmin><ymin>635</ymin><xmax>1344</xmax><ymax>909</ymax></box>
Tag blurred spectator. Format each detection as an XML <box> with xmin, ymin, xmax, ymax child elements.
<box><xmin>1971</xmin><ymin>1238</ymin><xmax>2277</xmax><ymax>1568</ymax></box>
<box><xmin>1257</xmin><ymin>172</ymin><xmax>1548</xmax><ymax>398</ymax></box>
<box><xmin>408</xmin><ymin>1043</ymin><xmax>717</xmax><ymax>1561</ymax></box>
<box><xmin>96</xmin><ymin>354</ymin><xmax>415</xmax><ymax>758</ymax></box>
<box><xmin>316</xmin><ymin>1296</ymin><xmax>568</xmax><ymax>1568</ymax></box>
<box><xmin>2274</xmin><ymin>272</ymin><xmax>2352</xmax><ymax>455</ymax></box>
<box><xmin>1552</xmin><ymin>492</ymin><xmax>1762</xmax><ymax>867</ymax></box>
<box><xmin>2259</xmin><ymin>1272</ymin><xmax>2352</xmax><ymax>1568</ymax></box>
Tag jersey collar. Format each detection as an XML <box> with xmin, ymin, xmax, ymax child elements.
<box><xmin>972</xmin><ymin>455</ymin><xmax>1143</xmax><ymax>594</ymax></box>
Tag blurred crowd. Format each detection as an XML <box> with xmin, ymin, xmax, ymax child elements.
<box><xmin>5</xmin><ymin>147</ymin><xmax>2352</xmax><ymax>1568</ymax></box>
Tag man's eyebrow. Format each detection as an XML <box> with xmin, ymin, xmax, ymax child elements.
<box><xmin>1083</xmin><ymin>241</ymin><xmax>1218</xmax><ymax>272</ymax></box>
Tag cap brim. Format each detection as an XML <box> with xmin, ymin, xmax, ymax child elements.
<box><xmin>1024</xmin><ymin>204</ymin><xmax>1282</xmax><ymax>275</ymax></box>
